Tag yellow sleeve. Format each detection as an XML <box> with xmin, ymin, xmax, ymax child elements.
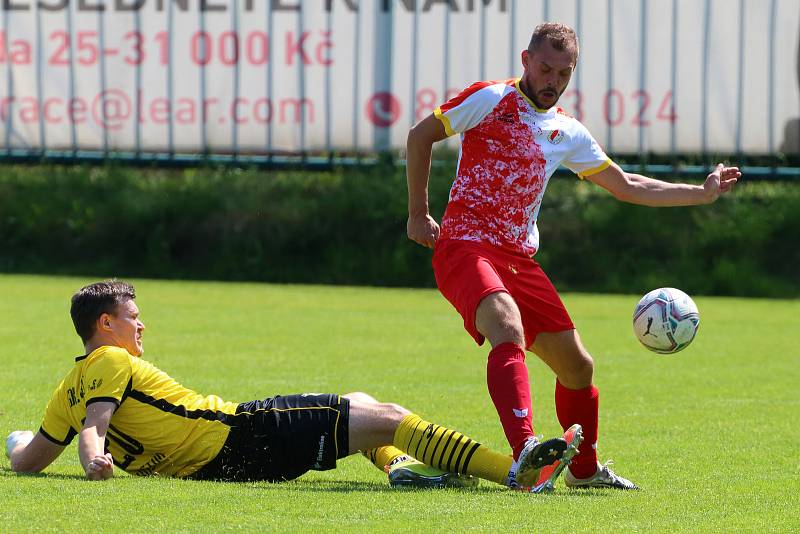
<box><xmin>83</xmin><ymin>348</ymin><xmax>133</xmax><ymax>407</ymax></box>
<box><xmin>40</xmin><ymin>382</ymin><xmax>77</xmax><ymax>446</ymax></box>
<box><xmin>433</xmin><ymin>107</ymin><xmax>456</xmax><ymax>137</ymax></box>
<box><xmin>577</xmin><ymin>158</ymin><xmax>612</xmax><ymax>179</ymax></box>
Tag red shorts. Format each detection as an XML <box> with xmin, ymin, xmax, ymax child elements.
<box><xmin>432</xmin><ymin>239</ymin><xmax>574</xmax><ymax>348</ymax></box>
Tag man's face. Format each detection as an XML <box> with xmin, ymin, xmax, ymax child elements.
<box><xmin>104</xmin><ymin>299</ymin><xmax>145</xmax><ymax>356</ymax></box>
<box><xmin>520</xmin><ymin>40</ymin><xmax>575</xmax><ymax>109</ymax></box>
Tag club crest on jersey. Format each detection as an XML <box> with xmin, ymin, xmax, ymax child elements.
<box><xmin>547</xmin><ymin>129</ymin><xmax>564</xmax><ymax>144</ymax></box>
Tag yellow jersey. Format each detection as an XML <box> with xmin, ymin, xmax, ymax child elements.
<box><xmin>40</xmin><ymin>345</ymin><xmax>240</xmax><ymax>477</ymax></box>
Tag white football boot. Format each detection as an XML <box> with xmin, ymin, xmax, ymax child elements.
<box><xmin>564</xmin><ymin>460</ymin><xmax>639</xmax><ymax>490</ymax></box>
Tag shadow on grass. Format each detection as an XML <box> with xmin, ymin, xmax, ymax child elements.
<box><xmin>1</xmin><ymin>467</ymin><xmax>620</xmax><ymax>497</ymax></box>
<box><xmin>207</xmin><ymin>478</ymin><xmax>611</xmax><ymax>497</ymax></box>
<box><xmin>239</xmin><ymin>479</ymin><xmax>620</xmax><ymax>498</ymax></box>
<box><xmin>243</xmin><ymin>479</ymin><xmax>400</xmax><ymax>493</ymax></box>
<box><xmin>175</xmin><ymin>476</ymin><xmax>507</xmax><ymax>494</ymax></box>
<box><xmin>0</xmin><ymin>467</ymin><xmax>86</xmax><ymax>480</ymax></box>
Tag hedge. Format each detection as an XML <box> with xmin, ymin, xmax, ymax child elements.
<box><xmin>0</xmin><ymin>163</ymin><xmax>797</xmax><ymax>297</ymax></box>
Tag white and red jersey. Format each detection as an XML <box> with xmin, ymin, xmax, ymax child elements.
<box><xmin>434</xmin><ymin>78</ymin><xmax>611</xmax><ymax>256</ymax></box>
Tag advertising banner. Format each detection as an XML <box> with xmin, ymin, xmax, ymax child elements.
<box><xmin>0</xmin><ymin>0</ymin><xmax>798</xmax><ymax>156</ymax></box>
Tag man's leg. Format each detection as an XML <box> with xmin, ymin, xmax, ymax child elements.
<box><xmin>344</xmin><ymin>392</ymin><xmax>407</xmax><ymax>454</ymax></box>
<box><xmin>345</xmin><ymin>392</ymin><xmax>412</xmax><ymax>471</ymax></box>
<box><xmin>520</xmin><ymin>334</ymin><xmax>638</xmax><ymax>492</ymax></box>
<box><xmin>430</xmin><ymin>241</ymin><xmax>578</xmax><ymax>489</ymax></box>
<box><xmin>530</xmin><ymin>329</ymin><xmax>599</xmax><ymax>479</ymax></box>
<box><xmin>344</xmin><ymin>392</ymin><xmax>567</xmax><ymax>488</ymax></box>
<box><xmin>433</xmin><ymin>241</ymin><xmax>535</xmax><ymax>461</ymax></box>
<box><xmin>475</xmin><ymin>291</ymin><xmax>535</xmax><ymax>461</ymax></box>
<box><xmin>348</xmin><ymin>392</ymin><xmax>475</xmax><ymax>488</ymax></box>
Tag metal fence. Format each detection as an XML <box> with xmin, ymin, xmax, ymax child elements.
<box><xmin>0</xmin><ymin>0</ymin><xmax>798</xmax><ymax>178</ymax></box>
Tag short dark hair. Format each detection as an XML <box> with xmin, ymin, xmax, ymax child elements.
<box><xmin>70</xmin><ymin>280</ymin><xmax>136</xmax><ymax>344</ymax></box>
<box><xmin>528</xmin><ymin>22</ymin><xmax>579</xmax><ymax>62</ymax></box>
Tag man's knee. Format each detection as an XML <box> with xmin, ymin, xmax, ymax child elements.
<box><xmin>532</xmin><ymin>330</ymin><xmax>595</xmax><ymax>388</ymax></box>
<box><xmin>344</xmin><ymin>393</ymin><xmax>410</xmax><ymax>421</ymax></box>
<box><xmin>379</xmin><ymin>402</ymin><xmax>411</xmax><ymax>424</ymax></box>
<box><xmin>369</xmin><ymin>403</ymin><xmax>411</xmax><ymax>442</ymax></box>
<box><xmin>576</xmin><ymin>354</ymin><xmax>595</xmax><ymax>382</ymax></box>
<box><xmin>347</xmin><ymin>399</ymin><xmax>411</xmax><ymax>453</ymax></box>
<box><xmin>350</xmin><ymin>398</ymin><xmax>409</xmax><ymax>427</ymax></box>
<box><xmin>562</xmin><ymin>353</ymin><xmax>594</xmax><ymax>388</ymax></box>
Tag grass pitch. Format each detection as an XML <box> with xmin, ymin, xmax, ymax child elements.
<box><xmin>0</xmin><ymin>274</ymin><xmax>797</xmax><ymax>533</ymax></box>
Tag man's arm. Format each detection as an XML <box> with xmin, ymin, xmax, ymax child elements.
<box><xmin>78</xmin><ymin>401</ymin><xmax>116</xmax><ymax>481</ymax></box>
<box><xmin>407</xmin><ymin>114</ymin><xmax>450</xmax><ymax>249</ymax></box>
<box><xmin>586</xmin><ymin>161</ymin><xmax>740</xmax><ymax>206</ymax></box>
<box><xmin>7</xmin><ymin>430</ymin><xmax>65</xmax><ymax>473</ymax></box>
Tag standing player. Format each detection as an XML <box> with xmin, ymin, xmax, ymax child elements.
<box><xmin>406</xmin><ymin>22</ymin><xmax>740</xmax><ymax>489</ymax></box>
<box><xmin>6</xmin><ymin>280</ymin><xmax>577</xmax><ymax>492</ymax></box>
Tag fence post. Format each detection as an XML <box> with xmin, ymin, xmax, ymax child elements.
<box><xmin>372</xmin><ymin>3</ymin><xmax>393</xmax><ymax>153</ymax></box>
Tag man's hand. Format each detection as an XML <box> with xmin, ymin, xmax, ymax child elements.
<box><xmin>85</xmin><ymin>452</ymin><xmax>114</xmax><ymax>481</ymax></box>
<box><xmin>703</xmin><ymin>163</ymin><xmax>741</xmax><ymax>203</ymax></box>
<box><xmin>407</xmin><ymin>214</ymin><xmax>440</xmax><ymax>249</ymax></box>
<box><xmin>5</xmin><ymin>431</ymin><xmax>34</xmax><ymax>459</ymax></box>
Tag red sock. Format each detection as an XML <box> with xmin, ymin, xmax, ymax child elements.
<box><xmin>555</xmin><ymin>380</ymin><xmax>599</xmax><ymax>479</ymax></box>
<box><xmin>487</xmin><ymin>343</ymin><xmax>534</xmax><ymax>460</ymax></box>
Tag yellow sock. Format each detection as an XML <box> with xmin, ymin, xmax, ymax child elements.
<box><xmin>393</xmin><ymin>414</ymin><xmax>512</xmax><ymax>485</ymax></box>
<box><xmin>362</xmin><ymin>446</ymin><xmax>409</xmax><ymax>472</ymax></box>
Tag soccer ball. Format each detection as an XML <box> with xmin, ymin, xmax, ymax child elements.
<box><xmin>632</xmin><ymin>288</ymin><xmax>700</xmax><ymax>354</ymax></box>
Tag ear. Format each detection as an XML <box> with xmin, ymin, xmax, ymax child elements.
<box><xmin>521</xmin><ymin>49</ymin><xmax>529</xmax><ymax>70</ymax></box>
<box><xmin>97</xmin><ymin>313</ymin><xmax>113</xmax><ymax>333</ymax></box>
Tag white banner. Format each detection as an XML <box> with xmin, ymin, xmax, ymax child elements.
<box><xmin>0</xmin><ymin>0</ymin><xmax>797</xmax><ymax>156</ymax></box>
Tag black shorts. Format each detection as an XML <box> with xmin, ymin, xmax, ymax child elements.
<box><xmin>190</xmin><ymin>394</ymin><xmax>350</xmax><ymax>482</ymax></box>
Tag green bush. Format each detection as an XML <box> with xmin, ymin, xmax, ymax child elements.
<box><xmin>535</xmin><ymin>179</ymin><xmax>800</xmax><ymax>297</ymax></box>
<box><xmin>0</xmin><ymin>163</ymin><xmax>797</xmax><ymax>297</ymax></box>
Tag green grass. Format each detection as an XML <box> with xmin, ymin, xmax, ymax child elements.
<box><xmin>0</xmin><ymin>274</ymin><xmax>798</xmax><ymax>533</ymax></box>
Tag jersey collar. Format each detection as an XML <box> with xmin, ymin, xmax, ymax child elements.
<box><xmin>514</xmin><ymin>78</ymin><xmax>553</xmax><ymax>113</ymax></box>
<box><xmin>75</xmin><ymin>354</ymin><xmax>88</xmax><ymax>362</ymax></box>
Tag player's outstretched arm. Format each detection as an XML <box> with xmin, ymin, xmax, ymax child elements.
<box><xmin>406</xmin><ymin>114</ymin><xmax>449</xmax><ymax>249</ymax></box>
<box><xmin>78</xmin><ymin>401</ymin><xmax>116</xmax><ymax>481</ymax></box>
<box><xmin>6</xmin><ymin>430</ymin><xmax>65</xmax><ymax>473</ymax></box>
<box><xmin>586</xmin><ymin>161</ymin><xmax>740</xmax><ymax>207</ymax></box>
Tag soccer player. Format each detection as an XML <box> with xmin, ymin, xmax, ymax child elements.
<box><xmin>406</xmin><ymin>22</ymin><xmax>740</xmax><ymax>489</ymax></box>
<box><xmin>5</xmin><ymin>280</ymin><xmax>580</xmax><ymax>492</ymax></box>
